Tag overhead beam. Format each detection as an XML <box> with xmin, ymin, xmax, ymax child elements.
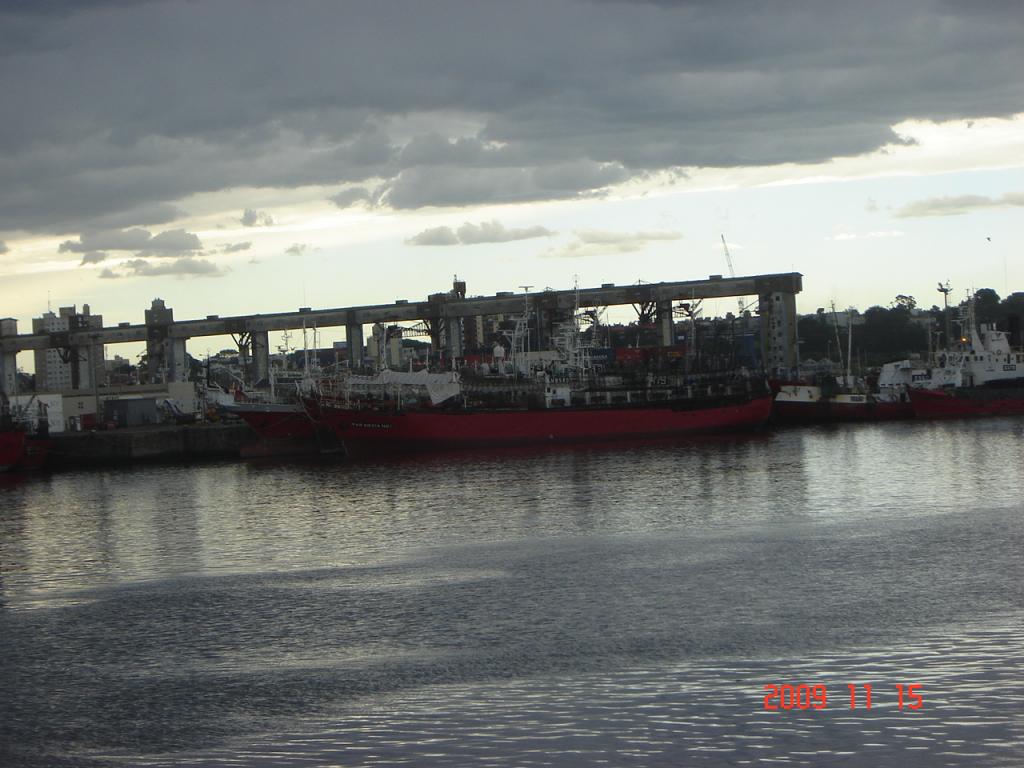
<box><xmin>1</xmin><ymin>273</ymin><xmax>801</xmax><ymax>354</ymax></box>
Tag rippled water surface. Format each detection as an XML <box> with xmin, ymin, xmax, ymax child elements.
<box><xmin>1</xmin><ymin>419</ymin><xmax>1022</xmax><ymax>766</ymax></box>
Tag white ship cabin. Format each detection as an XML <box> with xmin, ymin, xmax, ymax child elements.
<box><xmin>956</xmin><ymin>323</ymin><xmax>1023</xmax><ymax>386</ymax></box>
<box><xmin>879</xmin><ymin>323</ymin><xmax>1024</xmax><ymax>393</ymax></box>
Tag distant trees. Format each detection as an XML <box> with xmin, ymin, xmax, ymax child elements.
<box><xmin>795</xmin><ymin>288</ymin><xmax>1024</xmax><ymax>371</ymax></box>
<box><xmin>892</xmin><ymin>294</ymin><xmax>917</xmax><ymax>311</ymax></box>
<box><xmin>858</xmin><ymin>304</ymin><xmax>927</xmax><ymax>365</ymax></box>
<box><xmin>973</xmin><ymin>288</ymin><xmax>1000</xmax><ymax>325</ymax></box>
<box><xmin>797</xmin><ymin>297</ymin><xmax>927</xmax><ymax>369</ymax></box>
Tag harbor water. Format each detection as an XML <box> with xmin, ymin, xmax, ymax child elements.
<box><xmin>1</xmin><ymin>419</ymin><xmax>1022</xmax><ymax>767</ymax></box>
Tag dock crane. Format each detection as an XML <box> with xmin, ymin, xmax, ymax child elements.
<box><xmin>721</xmin><ymin>235</ymin><xmax>745</xmax><ymax>317</ymax></box>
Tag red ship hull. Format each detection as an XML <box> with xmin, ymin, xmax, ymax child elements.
<box><xmin>0</xmin><ymin>429</ymin><xmax>25</xmax><ymax>471</ymax></box>
<box><xmin>225</xmin><ymin>402</ymin><xmax>342</xmax><ymax>457</ymax></box>
<box><xmin>229</xmin><ymin>404</ymin><xmax>318</xmax><ymax>440</ymax></box>
<box><xmin>0</xmin><ymin>430</ymin><xmax>49</xmax><ymax>472</ymax></box>
<box><xmin>773</xmin><ymin>399</ymin><xmax>913</xmax><ymax>424</ymax></box>
<box><xmin>909</xmin><ymin>387</ymin><xmax>1024</xmax><ymax>419</ymax></box>
<box><xmin>319</xmin><ymin>395</ymin><xmax>774</xmax><ymax>455</ymax></box>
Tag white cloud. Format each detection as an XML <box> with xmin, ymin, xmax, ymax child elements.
<box><xmin>406</xmin><ymin>226</ymin><xmax>460</xmax><ymax>246</ymax></box>
<box><xmin>543</xmin><ymin>229</ymin><xmax>682</xmax><ymax>258</ymax></box>
<box><xmin>406</xmin><ymin>219</ymin><xmax>555</xmax><ymax>246</ymax></box>
<box><xmin>895</xmin><ymin>192</ymin><xmax>1024</xmax><ymax>217</ymax></box>
<box><xmin>825</xmin><ymin>230</ymin><xmax>905</xmax><ymax>241</ymax></box>
<box><xmin>576</xmin><ymin>230</ymin><xmax>681</xmax><ymax>245</ymax></box>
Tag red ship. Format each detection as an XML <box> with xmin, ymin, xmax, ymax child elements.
<box><xmin>219</xmin><ymin>400</ymin><xmax>332</xmax><ymax>457</ymax></box>
<box><xmin>223</xmin><ymin>401</ymin><xmax>317</xmax><ymax>440</ymax></box>
<box><xmin>0</xmin><ymin>404</ymin><xmax>50</xmax><ymax>472</ymax></box>
<box><xmin>904</xmin><ymin>295</ymin><xmax>1024</xmax><ymax>419</ymax></box>
<box><xmin>308</xmin><ymin>370</ymin><xmax>773</xmax><ymax>456</ymax></box>
<box><xmin>0</xmin><ymin>428</ymin><xmax>28</xmax><ymax>471</ymax></box>
<box><xmin>318</xmin><ymin>396</ymin><xmax>773</xmax><ymax>455</ymax></box>
<box><xmin>772</xmin><ymin>379</ymin><xmax>913</xmax><ymax>424</ymax></box>
<box><xmin>908</xmin><ymin>386</ymin><xmax>1024</xmax><ymax>419</ymax></box>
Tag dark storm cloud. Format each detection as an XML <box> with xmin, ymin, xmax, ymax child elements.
<box><xmin>1</xmin><ymin>0</ymin><xmax>1022</xmax><ymax>235</ymax></box>
<box><xmin>107</xmin><ymin>257</ymin><xmax>225</xmax><ymax>278</ymax></box>
<box><xmin>329</xmin><ymin>187</ymin><xmax>374</xmax><ymax>209</ymax></box>
<box><xmin>59</xmin><ymin>227</ymin><xmax>202</xmax><ymax>257</ymax></box>
<box><xmin>59</xmin><ymin>229</ymin><xmax>153</xmax><ymax>253</ymax></box>
<box><xmin>79</xmin><ymin>250</ymin><xmax>108</xmax><ymax>265</ymax></box>
<box><xmin>240</xmin><ymin>208</ymin><xmax>274</xmax><ymax>227</ymax></box>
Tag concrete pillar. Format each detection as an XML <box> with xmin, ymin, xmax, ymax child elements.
<box><xmin>427</xmin><ymin>318</ymin><xmax>442</xmax><ymax>356</ymax></box>
<box><xmin>251</xmin><ymin>330</ymin><xmax>270</xmax><ymax>384</ymax></box>
<box><xmin>446</xmin><ymin>317</ymin><xmax>464</xmax><ymax>358</ymax></box>
<box><xmin>166</xmin><ymin>338</ymin><xmax>188</xmax><ymax>382</ymax></box>
<box><xmin>656</xmin><ymin>300</ymin><xmax>674</xmax><ymax>346</ymax></box>
<box><xmin>0</xmin><ymin>350</ymin><xmax>16</xmax><ymax>396</ymax></box>
<box><xmin>145</xmin><ymin>299</ymin><xmax>175</xmax><ymax>384</ymax></box>
<box><xmin>346</xmin><ymin>321</ymin><xmax>364</xmax><ymax>367</ymax></box>
<box><xmin>759</xmin><ymin>291</ymin><xmax>798</xmax><ymax>374</ymax></box>
<box><xmin>0</xmin><ymin>317</ymin><xmax>18</xmax><ymax>395</ymax></box>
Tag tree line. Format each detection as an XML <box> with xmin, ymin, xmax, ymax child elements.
<box><xmin>798</xmin><ymin>289</ymin><xmax>1024</xmax><ymax>369</ymax></box>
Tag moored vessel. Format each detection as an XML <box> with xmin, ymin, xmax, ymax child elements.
<box><xmin>905</xmin><ymin>299</ymin><xmax>1024</xmax><ymax>418</ymax></box>
<box><xmin>1</xmin><ymin>395</ymin><xmax>50</xmax><ymax>472</ymax></box>
<box><xmin>312</xmin><ymin>369</ymin><xmax>773</xmax><ymax>456</ymax></box>
<box><xmin>772</xmin><ymin>377</ymin><xmax>913</xmax><ymax>423</ymax></box>
<box><xmin>908</xmin><ymin>385</ymin><xmax>1024</xmax><ymax>418</ymax></box>
<box><xmin>772</xmin><ymin>304</ymin><xmax>914</xmax><ymax>424</ymax></box>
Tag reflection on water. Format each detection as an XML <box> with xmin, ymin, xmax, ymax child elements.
<box><xmin>1</xmin><ymin>419</ymin><xmax>1022</xmax><ymax>766</ymax></box>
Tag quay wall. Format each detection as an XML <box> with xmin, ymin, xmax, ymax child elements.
<box><xmin>47</xmin><ymin>423</ymin><xmax>254</xmax><ymax>468</ymax></box>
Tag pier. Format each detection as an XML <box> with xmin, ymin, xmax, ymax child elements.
<box><xmin>0</xmin><ymin>272</ymin><xmax>801</xmax><ymax>396</ymax></box>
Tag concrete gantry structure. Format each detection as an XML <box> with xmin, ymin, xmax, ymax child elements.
<box><xmin>0</xmin><ymin>317</ymin><xmax>18</xmax><ymax>395</ymax></box>
<box><xmin>0</xmin><ymin>273</ymin><xmax>802</xmax><ymax>395</ymax></box>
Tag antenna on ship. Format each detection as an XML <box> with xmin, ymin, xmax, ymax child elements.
<box><xmin>937</xmin><ymin>281</ymin><xmax>952</xmax><ymax>349</ymax></box>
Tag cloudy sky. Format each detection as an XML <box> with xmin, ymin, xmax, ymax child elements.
<box><xmin>2</xmin><ymin>0</ymin><xmax>1023</xmax><ymax>361</ymax></box>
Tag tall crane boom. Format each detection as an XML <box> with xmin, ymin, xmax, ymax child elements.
<box><xmin>720</xmin><ymin>234</ymin><xmax>735</xmax><ymax>277</ymax></box>
<box><xmin>721</xmin><ymin>235</ymin><xmax>744</xmax><ymax>316</ymax></box>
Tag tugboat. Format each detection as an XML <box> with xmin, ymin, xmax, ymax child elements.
<box><xmin>907</xmin><ymin>297</ymin><xmax>1024</xmax><ymax>418</ymax></box>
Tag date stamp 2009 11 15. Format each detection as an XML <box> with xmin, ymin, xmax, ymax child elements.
<box><xmin>763</xmin><ymin>683</ymin><xmax>923</xmax><ymax>711</ymax></box>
